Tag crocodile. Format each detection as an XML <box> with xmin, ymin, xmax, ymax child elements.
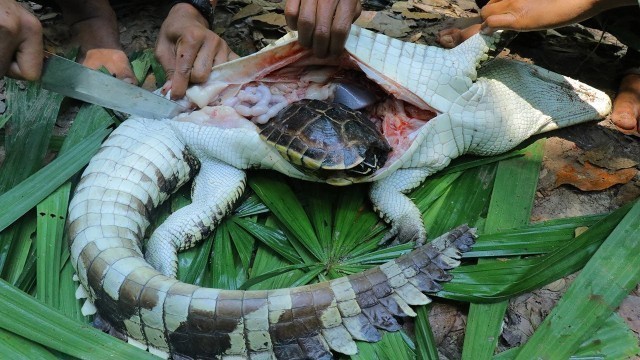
<box><xmin>67</xmin><ymin>26</ymin><xmax>611</xmax><ymax>359</ymax></box>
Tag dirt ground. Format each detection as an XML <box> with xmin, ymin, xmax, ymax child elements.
<box><xmin>3</xmin><ymin>0</ymin><xmax>640</xmax><ymax>358</ymax></box>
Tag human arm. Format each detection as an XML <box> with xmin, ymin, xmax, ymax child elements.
<box><xmin>285</xmin><ymin>0</ymin><xmax>361</xmax><ymax>58</ymax></box>
<box><xmin>156</xmin><ymin>1</ymin><xmax>238</xmax><ymax>100</ymax></box>
<box><xmin>480</xmin><ymin>0</ymin><xmax>638</xmax><ymax>33</ymax></box>
<box><xmin>0</xmin><ymin>0</ymin><xmax>43</xmax><ymax>80</ymax></box>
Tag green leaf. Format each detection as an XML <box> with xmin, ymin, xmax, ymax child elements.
<box><xmin>494</xmin><ymin>313</ymin><xmax>640</xmax><ymax>360</ymax></box>
<box><xmin>234</xmin><ymin>193</ymin><xmax>269</xmax><ymax>217</ymax></box>
<box><xmin>305</xmin><ymin>182</ymin><xmax>336</xmax><ymax>253</ymax></box>
<box><xmin>13</xmin><ymin>243</ymin><xmax>37</xmax><ymax>294</ymax></box>
<box><xmin>211</xmin><ymin>222</ymin><xmax>244</xmax><ymax>289</ymax></box>
<box><xmin>514</xmin><ymin>200</ymin><xmax>640</xmax><ymax>359</ymax></box>
<box><xmin>462</xmin><ymin>139</ymin><xmax>544</xmax><ymax>360</ymax></box>
<box><xmin>440</xmin><ymin>150</ymin><xmax>524</xmax><ymax>176</ymax></box>
<box><xmin>36</xmin><ymin>184</ymin><xmax>69</xmax><ymax>308</ymax></box>
<box><xmin>240</xmin><ymin>263</ymin><xmax>317</xmax><ymax>290</ymax></box>
<box><xmin>411</xmin><ymin>171</ymin><xmax>462</xmax><ymax>214</ymax></box>
<box><xmin>331</xmin><ymin>185</ymin><xmax>374</xmax><ymax>257</ymax></box>
<box><xmin>0</xmin><ymin>80</ymin><xmax>63</xmax><ymax>192</ymax></box>
<box><xmin>249</xmin><ymin>175</ymin><xmax>323</xmax><ymax>261</ymax></box>
<box><xmin>0</xmin><ymin>279</ymin><xmax>155</xmax><ymax>359</ymax></box>
<box><xmin>232</xmin><ymin>216</ymin><xmax>301</xmax><ymax>263</ymax></box>
<box><xmin>0</xmin><ymin>113</ymin><xmax>10</xmax><ymax>129</ymax></box>
<box><xmin>352</xmin><ymin>331</ymin><xmax>415</xmax><ymax>360</ymax></box>
<box><xmin>0</xmin><ymin>328</ymin><xmax>57</xmax><ymax>359</ymax></box>
<box><xmin>58</xmin><ymin>259</ymin><xmax>86</xmax><ymax>323</ymax></box>
<box><xmin>441</xmin><ymin>202</ymin><xmax>631</xmax><ymax>301</ymax></box>
<box><xmin>130</xmin><ymin>49</ymin><xmax>154</xmax><ymax>85</ymax></box>
<box><xmin>178</xmin><ymin>235</ymin><xmax>214</xmax><ymax>286</ymax></box>
<box><xmin>0</xmin><ymin>128</ymin><xmax>111</xmax><ymax>233</ymax></box>
<box><xmin>227</xmin><ymin>220</ymin><xmax>255</xmax><ymax>270</ymax></box>
<box><xmin>466</xmin><ymin>213</ymin><xmax>606</xmax><ymax>258</ymax></box>
<box><xmin>342</xmin><ymin>243</ymin><xmax>413</xmax><ymax>266</ymax></box>
<box><xmin>423</xmin><ymin>162</ymin><xmax>497</xmax><ymax>237</ymax></box>
<box><xmin>2</xmin><ymin>215</ymin><xmax>36</xmax><ymax>285</ymax></box>
<box><xmin>249</xmin><ymin>246</ymin><xmax>305</xmax><ymax>290</ymax></box>
<box><xmin>571</xmin><ymin>313</ymin><xmax>640</xmax><ymax>359</ymax></box>
<box><xmin>415</xmin><ymin>306</ymin><xmax>440</xmax><ymax>360</ymax></box>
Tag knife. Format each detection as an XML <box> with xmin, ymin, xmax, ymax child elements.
<box><xmin>40</xmin><ymin>52</ymin><xmax>189</xmax><ymax>119</ymax></box>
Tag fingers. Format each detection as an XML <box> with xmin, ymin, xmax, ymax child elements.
<box><xmin>328</xmin><ymin>0</ymin><xmax>355</xmax><ymax>57</ymax></box>
<box><xmin>191</xmin><ymin>36</ymin><xmax>215</xmax><ymax>83</ymax></box>
<box><xmin>285</xmin><ymin>0</ymin><xmax>302</xmax><ymax>30</ymax></box>
<box><xmin>286</xmin><ymin>0</ymin><xmax>360</xmax><ymax>58</ymax></box>
<box><xmin>481</xmin><ymin>13</ymin><xmax>519</xmax><ymax>33</ymax></box>
<box><xmin>312</xmin><ymin>0</ymin><xmax>339</xmax><ymax>58</ymax></box>
<box><xmin>353</xmin><ymin>0</ymin><xmax>362</xmax><ymax>21</ymax></box>
<box><xmin>296</xmin><ymin>0</ymin><xmax>318</xmax><ymax>48</ymax></box>
<box><xmin>9</xmin><ymin>22</ymin><xmax>43</xmax><ymax>80</ymax></box>
<box><xmin>169</xmin><ymin>32</ymin><xmax>203</xmax><ymax>99</ymax></box>
<box><xmin>437</xmin><ymin>28</ymin><xmax>464</xmax><ymax>48</ymax></box>
<box><xmin>212</xmin><ymin>45</ymin><xmax>237</xmax><ymax>67</ymax></box>
<box><xmin>157</xmin><ymin>2</ymin><xmax>240</xmax><ymax>99</ymax></box>
<box><xmin>81</xmin><ymin>49</ymin><xmax>135</xmax><ymax>84</ymax></box>
<box><xmin>0</xmin><ymin>3</ymin><xmax>43</xmax><ymax>80</ymax></box>
<box><xmin>0</xmin><ymin>30</ymin><xmax>18</xmax><ymax>79</ymax></box>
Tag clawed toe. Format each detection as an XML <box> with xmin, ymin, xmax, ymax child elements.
<box><xmin>379</xmin><ymin>216</ymin><xmax>427</xmax><ymax>246</ymax></box>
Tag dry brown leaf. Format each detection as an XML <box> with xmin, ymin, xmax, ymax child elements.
<box><xmin>141</xmin><ymin>73</ymin><xmax>157</xmax><ymax>92</ymax></box>
<box><xmin>554</xmin><ymin>161</ymin><xmax>637</xmax><ymax>191</ymax></box>
<box><xmin>250</xmin><ymin>13</ymin><xmax>287</xmax><ymax>29</ymax></box>
<box><xmin>224</xmin><ymin>0</ymin><xmax>284</xmax><ymax>11</ymax></box>
<box><xmin>232</xmin><ymin>3</ymin><xmax>264</xmax><ymax>22</ymax></box>
<box><xmin>38</xmin><ymin>12</ymin><xmax>59</xmax><ymax>21</ymax></box>
<box><xmin>355</xmin><ymin>11</ymin><xmax>415</xmax><ymax>38</ymax></box>
<box><xmin>408</xmin><ymin>32</ymin><xmax>423</xmax><ymax>42</ymax></box>
<box><xmin>574</xmin><ymin>226</ymin><xmax>589</xmax><ymax>237</ymax></box>
<box><xmin>582</xmin><ymin>145</ymin><xmax>638</xmax><ymax>171</ymax></box>
<box><xmin>410</xmin><ymin>0</ymin><xmax>471</xmax><ymax>18</ymax></box>
<box><xmin>391</xmin><ymin>2</ymin><xmax>441</xmax><ymax>20</ymax></box>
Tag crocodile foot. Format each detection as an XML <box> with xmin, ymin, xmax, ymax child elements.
<box><xmin>378</xmin><ymin>212</ymin><xmax>427</xmax><ymax>246</ymax></box>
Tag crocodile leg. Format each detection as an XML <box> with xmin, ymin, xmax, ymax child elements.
<box><xmin>146</xmin><ymin>158</ymin><xmax>246</xmax><ymax>277</ymax></box>
<box><xmin>370</xmin><ymin>168</ymin><xmax>432</xmax><ymax>246</ymax></box>
<box><xmin>345</xmin><ymin>27</ymin><xmax>497</xmax><ymax>112</ymax></box>
<box><xmin>371</xmin><ymin>112</ymin><xmax>469</xmax><ymax>246</ymax></box>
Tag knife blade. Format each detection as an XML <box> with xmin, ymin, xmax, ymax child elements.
<box><xmin>40</xmin><ymin>52</ymin><xmax>189</xmax><ymax>119</ymax></box>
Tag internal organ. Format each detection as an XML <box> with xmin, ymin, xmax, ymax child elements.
<box><xmin>200</xmin><ymin>66</ymin><xmax>438</xmax><ymax>163</ymax></box>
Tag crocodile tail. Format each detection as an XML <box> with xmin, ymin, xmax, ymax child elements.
<box><xmin>259</xmin><ymin>226</ymin><xmax>475</xmax><ymax>358</ymax></box>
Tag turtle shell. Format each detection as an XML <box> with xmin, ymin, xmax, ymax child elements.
<box><xmin>259</xmin><ymin>99</ymin><xmax>391</xmax><ymax>181</ymax></box>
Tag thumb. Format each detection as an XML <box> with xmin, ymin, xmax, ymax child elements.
<box><xmin>482</xmin><ymin>13</ymin><xmax>519</xmax><ymax>31</ymax></box>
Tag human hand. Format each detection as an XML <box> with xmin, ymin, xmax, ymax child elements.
<box><xmin>0</xmin><ymin>0</ymin><xmax>43</xmax><ymax>80</ymax></box>
<box><xmin>479</xmin><ymin>0</ymin><xmax>637</xmax><ymax>34</ymax></box>
<box><xmin>285</xmin><ymin>0</ymin><xmax>361</xmax><ymax>58</ymax></box>
<box><xmin>156</xmin><ymin>3</ymin><xmax>238</xmax><ymax>100</ymax></box>
<box><xmin>57</xmin><ymin>0</ymin><xmax>136</xmax><ymax>83</ymax></box>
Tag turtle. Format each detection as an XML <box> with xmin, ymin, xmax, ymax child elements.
<box><xmin>259</xmin><ymin>98</ymin><xmax>392</xmax><ymax>185</ymax></box>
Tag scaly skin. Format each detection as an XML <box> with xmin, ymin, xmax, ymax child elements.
<box><xmin>68</xmin><ymin>26</ymin><xmax>611</xmax><ymax>359</ymax></box>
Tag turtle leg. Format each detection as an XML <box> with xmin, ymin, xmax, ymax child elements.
<box><xmin>369</xmin><ymin>168</ymin><xmax>431</xmax><ymax>246</ymax></box>
<box><xmin>145</xmin><ymin>158</ymin><xmax>246</xmax><ymax>277</ymax></box>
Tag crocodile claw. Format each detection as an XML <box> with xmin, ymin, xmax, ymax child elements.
<box><xmin>379</xmin><ymin>213</ymin><xmax>427</xmax><ymax>246</ymax></box>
